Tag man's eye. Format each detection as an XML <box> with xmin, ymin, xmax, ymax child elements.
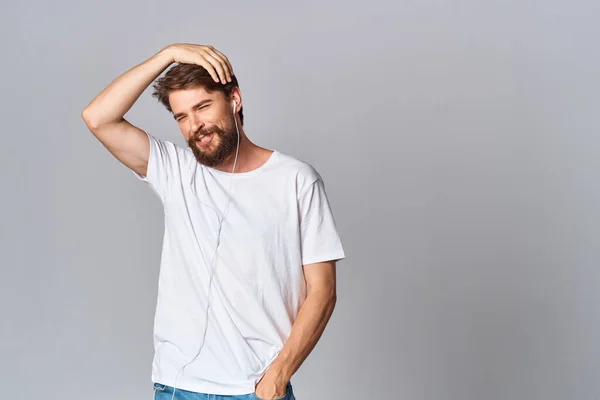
<box><xmin>177</xmin><ymin>116</ymin><xmax>187</xmax><ymax>122</ymax></box>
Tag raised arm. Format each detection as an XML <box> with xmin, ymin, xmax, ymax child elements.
<box><xmin>81</xmin><ymin>44</ymin><xmax>233</xmax><ymax>177</ymax></box>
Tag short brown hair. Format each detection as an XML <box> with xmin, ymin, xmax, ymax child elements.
<box><xmin>152</xmin><ymin>63</ymin><xmax>243</xmax><ymax>125</ymax></box>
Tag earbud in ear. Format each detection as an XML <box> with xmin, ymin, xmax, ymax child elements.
<box><xmin>232</xmin><ymin>100</ymin><xmax>237</xmax><ymax>111</ymax></box>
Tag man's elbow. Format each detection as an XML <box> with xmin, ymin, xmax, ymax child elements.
<box><xmin>81</xmin><ymin>108</ymin><xmax>100</xmax><ymax>129</ymax></box>
<box><xmin>322</xmin><ymin>289</ymin><xmax>337</xmax><ymax>308</ymax></box>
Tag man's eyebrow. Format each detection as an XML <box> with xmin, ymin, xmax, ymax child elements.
<box><xmin>173</xmin><ymin>100</ymin><xmax>213</xmax><ymax>119</ymax></box>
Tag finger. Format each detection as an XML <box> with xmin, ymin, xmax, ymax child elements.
<box><xmin>202</xmin><ymin>50</ymin><xmax>225</xmax><ymax>84</ymax></box>
<box><xmin>196</xmin><ymin>55</ymin><xmax>220</xmax><ymax>83</ymax></box>
<box><xmin>209</xmin><ymin>47</ymin><xmax>232</xmax><ymax>82</ymax></box>
<box><xmin>202</xmin><ymin>51</ymin><xmax>227</xmax><ymax>84</ymax></box>
<box><xmin>211</xmin><ymin>48</ymin><xmax>234</xmax><ymax>80</ymax></box>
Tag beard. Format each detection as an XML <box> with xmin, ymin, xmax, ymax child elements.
<box><xmin>187</xmin><ymin>117</ymin><xmax>239</xmax><ymax>167</ymax></box>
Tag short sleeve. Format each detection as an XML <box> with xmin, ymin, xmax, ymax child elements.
<box><xmin>298</xmin><ymin>178</ymin><xmax>346</xmax><ymax>265</ymax></box>
<box><xmin>132</xmin><ymin>131</ymin><xmax>180</xmax><ymax>202</ymax></box>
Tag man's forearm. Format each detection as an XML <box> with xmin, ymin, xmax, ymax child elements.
<box><xmin>82</xmin><ymin>48</ymin><xmax>173</xmax><ymax>127</ymax></box>
<box><xmin>268</xmin><ymin>289</ymin><xmax>337</xmax><ymax>382</ymax></box>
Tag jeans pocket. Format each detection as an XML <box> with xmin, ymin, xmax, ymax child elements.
<box><xmin>252</xmin><ymin>389</ymin><xmax>288</xmax><ymax>400</ymax></box>
<box><xmin>153</xmin><ymin>383</ymin><xmax>167</xmax><ymax>392</ymax></box>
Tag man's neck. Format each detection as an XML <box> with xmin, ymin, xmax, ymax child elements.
<box><xmin>212</xmin><ymin>133</ymin><xmax>270</xmax><ymax>174</ymax></box>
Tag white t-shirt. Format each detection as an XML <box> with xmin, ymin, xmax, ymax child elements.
<box><xmin>132</xmin><ymin>132</ymin><xmax>345</xmax><ymax>395</ymax></box>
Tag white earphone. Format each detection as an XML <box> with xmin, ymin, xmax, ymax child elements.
<box><xmin>166</xmin><ymin>98</ymin><xmax>241</xmax><ymax>400</ymax></box>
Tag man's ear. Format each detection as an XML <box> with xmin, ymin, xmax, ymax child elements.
<box><xmin>229</xmin><ymin>87</ymin><xmax>242</xmax><ymax>109</ymax></box>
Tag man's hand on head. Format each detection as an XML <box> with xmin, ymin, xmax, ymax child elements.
<box><xmin>163</xmin><ymin>43</ymin><xmax>234</xmax><ymax>85</ymax></box>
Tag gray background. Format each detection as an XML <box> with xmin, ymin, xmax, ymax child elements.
<box><xmin>1</xmin><ymin>1</ymin><xmax>599</xmax><ymax>399</ymax></box>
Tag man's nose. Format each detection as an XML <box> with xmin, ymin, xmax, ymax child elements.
<box><xmin>190</xmin><ymin>116</ymin><xmax>204</xmax><ymax>134</ymax></box>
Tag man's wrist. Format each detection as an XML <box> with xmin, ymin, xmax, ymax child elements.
<box><xmin>156</xmin><ymin>46</ymin><xmax>174</xmax><ymax>64</ymax></box>
<box><xmin>267</xmin><ymin>355</ymin><xmax>293</xmax><ymax>383</ymax></box>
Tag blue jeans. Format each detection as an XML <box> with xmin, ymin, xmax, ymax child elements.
<box><xmin>153</xmin><ymin>381</ymin><xmax>296</xmax><ymax>400</ymax></box>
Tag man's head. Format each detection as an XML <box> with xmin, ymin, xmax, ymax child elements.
<box><xmin>152</xmin><ymin>63</ymin><xmax>243</xmax><ymax>167</ymax></box>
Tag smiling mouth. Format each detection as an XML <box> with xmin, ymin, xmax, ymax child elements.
<box><xmin>196</xmin><ymin>132</ymin><xmax>214</xmax><ymax>146</ymax></box>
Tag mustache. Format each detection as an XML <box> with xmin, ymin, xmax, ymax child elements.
<box><xmin>194</xmin><ymin>126</ymin><xmax>224</xmax><ymax>139</ymax></box>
